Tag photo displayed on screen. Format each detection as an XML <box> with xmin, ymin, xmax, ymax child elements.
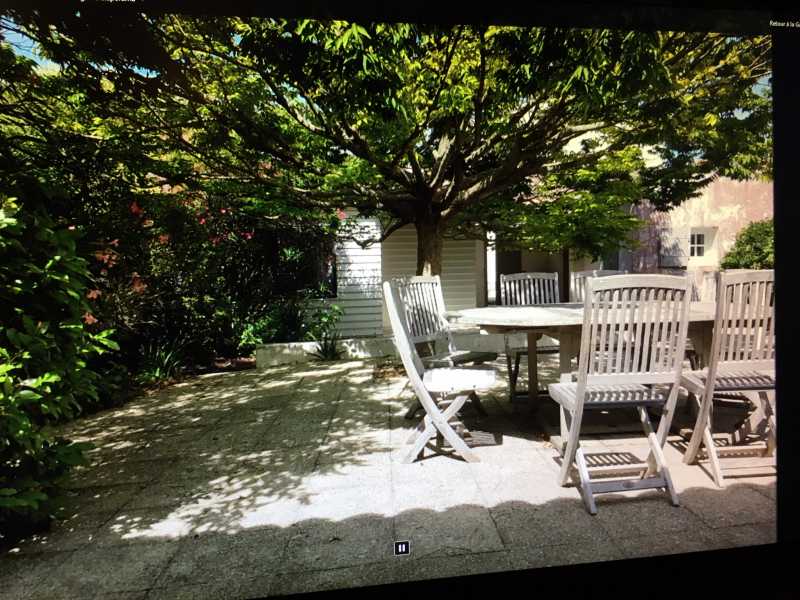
<box><xmin>0</xmin><ymin>6</ymin><xmax>778</xmax><ymax>599</ymax></box>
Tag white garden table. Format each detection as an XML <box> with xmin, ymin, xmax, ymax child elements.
<box><xmin>455</xmin><ymin>302</ymin><xmax>718</xmax><ymax>410</ymax></box>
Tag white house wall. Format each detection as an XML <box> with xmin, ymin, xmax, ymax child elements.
<box><xmin>330</xmin><ymin>213</ymin><xmax>384</xmax><ymax>338</ymax></box>
<box><xmin>381</xmin><ymin>224</ymin><xmax>485</xmax><ymax>333</ymax></box>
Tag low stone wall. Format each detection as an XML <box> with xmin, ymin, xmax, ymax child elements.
<box><xmin>255</xmin><ymin>330</ymin><xmax>558</xmax><ymax>368</ymax></box>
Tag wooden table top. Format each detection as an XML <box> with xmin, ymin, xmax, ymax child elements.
<box><xmin>454</xmin><ymin>302</ymin><xmax>717</xmax><ymax>330</ymax></box>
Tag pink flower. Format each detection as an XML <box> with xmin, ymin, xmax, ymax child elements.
<box><xmin>86</xmin><ymin>289</ymin><xmax>101</xmax><ymax>300</ymax></box>
<box><xmin>129</xmin><ymin>201</ymin><xmax>143</xmax><ymax>216</ymax></box>
<box><xmin>83</xmin><ymin>312</ymin><xmax>98</xmax><ymax>325</ymax></box>
<box><xmin>337</xmin><ymin>209</ymin><xmax>347</xmax><ymax>220</ymax></box>
<box><xmin>158</xmin><ymin>234</ymin><xmax>170</xmax><ymax>244</ymax></box>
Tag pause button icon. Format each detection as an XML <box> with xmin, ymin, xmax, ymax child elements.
<box><xmin>394</xmin><ymin>541</ymin><xmax>410</xmax><ymax>555</ymax></box>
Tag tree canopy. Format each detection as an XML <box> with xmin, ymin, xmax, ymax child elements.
<box><xmin>2</xmin><ymin>11</ymin><xmax>772</xmax><ymax>274</ymax></box>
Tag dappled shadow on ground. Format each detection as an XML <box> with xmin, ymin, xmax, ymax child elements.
<box><xmin>0</xmin><ymin>357</ymin><xmax>777</xmax><ymax>599</ymax></box>
<box><xmin>0</xmin><ymin>478</ymin><xmax>776</xmax><ymax>599</ymax></box>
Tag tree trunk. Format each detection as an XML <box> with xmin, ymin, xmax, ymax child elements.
<box><xmin>415</xmin><ymin>217</ymin><xmax>444</xmax><ymax>276</ymax></box>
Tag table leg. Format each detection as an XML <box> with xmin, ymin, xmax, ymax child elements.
<box><xmin>559</xmin><ymin>329</ymin><xmax>574</xmax><ymax>376</ymax></box>
<box><xmin>527</xmin><ymin>331</ymin><xmax>539</xmax><ymax>408</ymax></box>
<box><xmin>687</xmin><ymin>321</ymin><xmax>712</xmax><ymax>370</ymax></box>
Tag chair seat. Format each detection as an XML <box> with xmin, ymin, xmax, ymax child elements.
<box><xmin>423</xmin><ymin>349</ymin><xmax>498</xmax><ymax>368</ymax></box>
<box><xmin>548</xmin><ymin>382</ymin><xmax>668</xmax><ymax>411</ymax></box>
<box><xmin>681</xmin><ymin>369</ymin><xmax>775</xmax><ymax>395</ymax></box>
<box><xmin>423</xmin><ymin>365</ymin><xmax>497</xmax><ymax>394</ymax></box>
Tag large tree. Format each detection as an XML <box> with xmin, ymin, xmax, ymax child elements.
<box><xmin>4</xmin><ymin>11</ymin><xmax>771</xmax><ymax>274</ymax></box>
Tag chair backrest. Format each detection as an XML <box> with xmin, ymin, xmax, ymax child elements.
<box><xmin>570</xmin><ymin>270</ymin><xmax>627</xmax><ymax>303</ymax></box>
<box><xmin>383</xmin><ymin>279</ymin><xmax>439</xmax><ymax>412</ymax></box>
<box><xmin>500</xmin><ymin>272</ymin><xmax>560</xmax><ymax>306</ymax></box>
<box><xmin>574</xmin><ymin>274</ymin><xmax>691</xmax><ymax>409</ymax></box>
<box><xmin>708</xmin><ymin>269</ymin><xmax>775</xmax><ymax>376</ymax></box>
<box><xmin>392</xmin><ymin>275</ymin><xmax>455</xmax><ymax>354</ymax></box>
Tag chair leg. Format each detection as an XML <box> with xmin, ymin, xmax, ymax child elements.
<box><xmin>558</xmin><ymin>406</ymin><xmax>571</xmax><ymax>457</ymax></box>
<box><xmin>558</xmin><ymin>410</ymin><xmax>582</xmax><ymax>487</ymax></box>
<box><xmin>406</xmin><ymin>419</ymin><xmax>427</xmax><ymax>444</ymax></box>
<box><xmin>639</xmin><ymin>406</ymin><xmax>679</xmax><ymax>506</ymax></box>
<box><xmin>574</xmin><ymin>447</ymin><xmax>597</xmax><ymax>515</ymax></box>
<box><xmin>404</xmin><ymin>416</ymin><xmax>435</xmax><ymax>463</ymax></box>
<box><xmin>760</xmin><ymin>391</ymin><xmax>777</xmax><ymax>457</ymax></box>
<box><xmin>505</xmin><ymin>347</ymin><xmax>515</xmax><ymax>403</ymax></box>
<box><xmin>684</xmin><ymin>391</ymin><xmax>712</xmax><ymax>465</ymax></box>
<box><xmin>703</xmin><ymin>425</ymin><xmax>725</xmax><ymax>487</ymax></box>
<box><xmin>405</xmin><ymin>394</ymin><xmax>479</xmax><ymax>463</ymax></box>
<box><xmin>404</xmin><ymin>399</ymin><xmax>423</xmax><ymax>420</ymax></box>
<box><xmin>469</xmin><ymin>391</ymin><xmax>488</xmax><ymax>417</ymax></box>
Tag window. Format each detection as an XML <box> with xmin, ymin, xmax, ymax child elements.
<box><xmin>297</xmin><ymin>237</ymin><xmax>338</xmax><ymax>298</ymax></box>
<box><xmin>690</xmin><ymin>232</ymin><xmax>706</xmax><ymax>257</ymax></box>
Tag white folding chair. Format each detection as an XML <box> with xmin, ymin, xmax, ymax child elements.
<box><xmin>384</xmin><ymin>279</ymin><xmax>496</xmax><ymax>463</ymax></box>
<box><xmin>574</xmin><ymin>269</ymin><xmax>699</xmax><ymax>370</ymax></box>
<box><xmin>499</xmin><ymin>272</ymin><xmax>560</xmax><ymax>402</ymax></box>
<box><xmin>681</xmin><ymin>269</ymin><xmax>776</xmax><ymax>487</ymax></box>
<box><xmin>569</xmin><ymin>270</ymin><xmax>627</xmax><ymax>303</ymax></box>
<box><xmin>548</xmin><ymin>274</ymin><xmax>691</xmax><ymax>514</ymax></box>
<box><xmin>395</xmin><ymin>276</ymin><xmax>497</xmax><ymax>418</ymax></box>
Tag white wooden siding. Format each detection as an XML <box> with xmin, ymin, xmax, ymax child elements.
<box><xmin>381</xmin><ymin>224</ymin><xmax>484</xmax><ymax>332</ymax></box>
<box><xmin>329</xmin><ymin>213</ymin><xmax>384</xmax><ymax>338</ymax></box>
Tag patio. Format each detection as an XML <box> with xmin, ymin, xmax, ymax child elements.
<box><xmin>0</xmin><ymin>356</ymin><xmax>776</xmax><ymax>599</ymax></box>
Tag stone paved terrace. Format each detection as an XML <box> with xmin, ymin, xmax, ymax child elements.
<box><xmin>1</xmin><ymin>357</ymin><xmax>776</xmax><ymax>599</ymax></box>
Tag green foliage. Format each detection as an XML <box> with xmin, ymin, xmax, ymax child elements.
<box><xmin>5</xmin><ymin>15</ymin><xmax>772</xmax><ymax>274</ymax></box>
<box><xmin>236</xmin><ymin>297</ymin><xmax>307</xmax><ymax>353</ymax></box>
<box><xmin>135</xmin><ymin>340</ymin><xmax>186</xmax><ymax>386</ymax></box>
<box><xmin>720</xmin><ymin>218</ymin><xmax>774</xmax><ymax>270</ymax></box>
<box><xmin>0</xmin><ymin>196</ymin><xmax>113</xmax><ymax>529</ymax></box>
<box><xmin>305</xmin><ymin>303</ymin><xmax>344</xmax><ymax>361</ymax></box>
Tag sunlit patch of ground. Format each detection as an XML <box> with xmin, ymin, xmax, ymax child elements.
<box><xmin>1</xmin><ymin>357</ymin><xmax>775</xmax><ymax>599</ymax></box>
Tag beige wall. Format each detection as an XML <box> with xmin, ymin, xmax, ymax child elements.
<box><xmin>626</xmin><ymin>177</ymin><xmax>773</xmax><ymax>274</ymax></box>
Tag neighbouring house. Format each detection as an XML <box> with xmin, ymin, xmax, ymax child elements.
<box><xmin>256</xmin><ymin>177</ymin><xmax>772</xmax><ymax>366</ymax></box>
<box><xmin>330</xmin><ymin>177</ymin><xmax>772</xmax><ymax>336</ymax></box>
<box><xmin>616</xmin><ymin>176</ymin><xmax>773</xmax><ymax>299</ymax></box>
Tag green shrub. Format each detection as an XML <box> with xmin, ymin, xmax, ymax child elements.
<box><xmin>720</xmin><ymin>218</ymin><xmax>774</xmax><ymax>270</ymax></box>
<box><xmin>135</xmin><ymin>340</ymin><xmax>187</xmax><ymax>386</ymax></box>
<box><xmin>305</xmin><ymin>303</ymin><xmax>344</xmax><ymax>361</ymax></box>
<box><xmin>1</xmin><ymin>197</ymin><xmax>117</xmax><ymax>532</ymax></box>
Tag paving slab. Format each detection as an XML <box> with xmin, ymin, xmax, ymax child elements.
<box><xmin>43</xmin><ymin>540</ymin><xmax>180</xmax><ymax>598</ymax></box>
<box><xmin>146</xmin><ymin>575</ymin><xmax>275</xmax><ymax>600</ymax></box>
<box><xmin>2</xmin><ymin>359</ymin><xmax>777</xmax><ymax>599</ymax></box>
<box><xmin>154</xmin><ymin>527</ymin><xmax>289</xmax><ymax>588</ymax></box>
<box><xmin>269</xmin><ymin>561</ymin><xmax>399</xmax><ymax>596</ymax></box>
<box><xmin>6</xmin><ymin>510</ymin><xmax>118</xmax><ymax>554</ymax></box>
<box><xmin>393</xmin><ymin>505</ymin><xmax>505</xmax><ymax>559</ymax></box>
<box><xmin>678</xmin><ymin>483</ymin><xmax>776</xmax><ymax>529</ymax></box>
<box><xmin>489</xmin><ymin>499</ymin><xmax>615</xmax><ymax>549</ymax></box>
<box><xmin>0</xmin><ymin>550</ymin><xmax>76</xmax><ymax>600</ymax></box>
<box><xmin>282</xmin><ymin>514</ymin><xmax>395</xmax><ymax>571</ymax></box>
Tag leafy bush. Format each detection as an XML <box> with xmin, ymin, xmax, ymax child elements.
<box><xmin>0</xmin><ymin>197</ymin><xmax>117</xmax><ymax>532</ymax></box>
<box><xmin>135</xmin><ymin>340</ymin><xmax>187</xmax><ymax>386</ymax></box>
<box><xmin>306</xmin><ymin>303</ymin><xmax>344</xmax><ymax>361</ymax></box>
<box><xmin>720</xmin><ymin>218</ymin><xmax>774</xmax><ymax>270</ymax></box>
<box><xmin>236</xmin><ymin>297</ymin><xmax>307</xmax><ymax>354</ymax></box>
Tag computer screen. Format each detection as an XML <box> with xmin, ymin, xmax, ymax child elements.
<box><xmin>0</xmin><ymin>2</ymin><xmax>793</xmax><ymax>598</ymax></box>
